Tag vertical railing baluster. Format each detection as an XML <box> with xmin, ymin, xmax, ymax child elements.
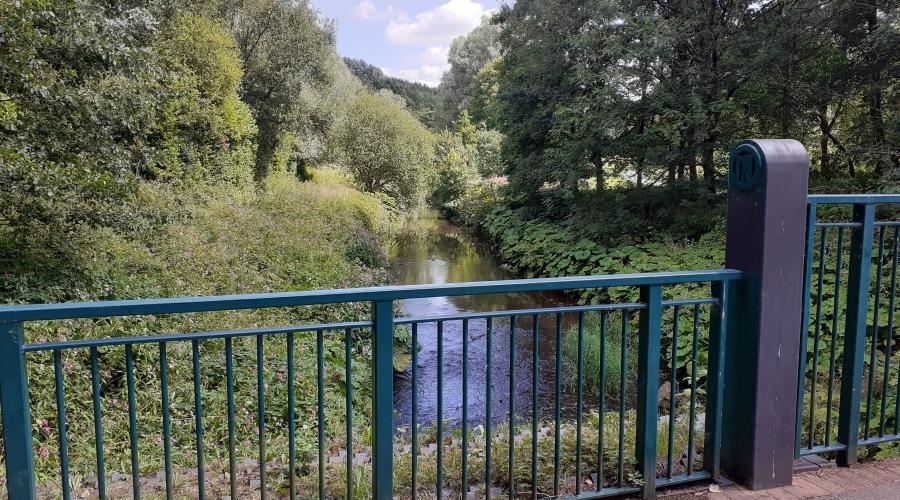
<box><xmin>575</xmin><ymin>311</ymin><xmax>584</xmax><ymax>496</ymax></box>
<box><xmin>808</xmin><ymin>228</ymin><xmax>827</xmax><ymax>449</ymax></box>
<box><xmin>125</xmin><ymin>345</ymin><xmax>139</xmax><ymax>500</ymax></box>
<box><xmin>462</xmin><ymin>318</ymin><xmax>470</xmax><ymax>495</ymax></box>
<box><xmin>530</xmin><ymin>315</ymin><xmax>539</xmax><ymax>499</ymax></box>
<box><xmin>0</xmin><ymin>321</ymin><xmax>36</xmax><ymax>500</ymax></box>
<box><xmin>192</xmin><ymin>340</ymin><xmax>205</xmax><ymax>499</ymax></box>
<box><xmin>437</xmin><ymin>320</ymin><xmax>444</xmax><ymax>500</ymax></box>
<box><xmin>485</xmin><ymin>317</ymin><xmax>493</xmax><ymax>500</ymax></box>
<box><xmin>372</xmin><ymin>300</ymin><xmax>394</xmax><ymax>498</ymax></box>
<box><xmin>667</xmin><ymin>306</ymin><xmax>680</xmax><ymax>479</ymax></box>
<box><xmin>344</xmin><ymin>328</ymin><xmax>353</xmax><ymax>498</ymax></box>
<box><xmin>686</xmin><ymin>305</ymin><xmax>700</xmax><ymax>475</ymax></box>
<box><xmin>257</xmin><ymin>334</ymin><xmax>267</xmax><ymax>500</ymax></box>
<box><xmin>90</xmin><ymin>347</ymin><xmax>106</xmax><ymax>500</ymax></box>
<box><xmin>825</xmin><ymin>227</ymin><xmax>845</xmax><ymax>446</ymax></box>
<box><xmin>838</xmin><ymin>204</ymin><xmax>876</xmax><ymax>465</ymax></box>
<box><xmin>617</xmin><ymin>312</ymin><xmax>627</xmax><ymax>489</ymax></box>
<box><xmin>598</xmin><ymin>310</ymin><xmax>608</xmax><ymax>493</ymax></box>
<box><xmin>637</xmin><ymin>286</ymin><xmax>662</xmax><ymax>498</ymax></box>
<box><xmin>287</xmin><ymin>332</ymin><xmax>296</xmax><ymax>500</ymax></box>
<box><xmin>317</xmin><ymin>329</ymin><xmax>326</xmax><ymax>500</ymax></box>
<box><xmin>553</xmin><ymin>314</ymin><xmax>562</xmax><ymax>497</ymax></box>
<box><xmin>865</xmin><ymin>226</ymin><xmax>886</xmax><ymax>439</ymax></box>
<box><xmin>225</xmin><ymin>338</ymin><xmax>237</xmax><ymax>500</ymax></box>
<box><xmin>704</xmin><ymin>282</ymin><xmax>729</xmax><ymax>480</ymax></box>
<box><xmin>508</xmin><ymin>315</ymin><xmax>516</xmax><ymax>500</ymax></box>
<box><xmin>894</xmin><ymin>230</ymin><xmax>900</xmax><ymax>436</ymax></box>
<box><xmin>159</xmin><ymin>342</ymin><xmax>173</xmax><ymax>500</ymax></box>
<box><xmin>411</xmin><ymin>323</ymin><xmax>418</xmax><ymax>498</ymax></box>
<box><xmin>795</xmin><ymin>202</ymin><xmax>817</xmax><ymax>456</ymax></box>
<box><xmin>54</xmin><ymin>350</ymin><xmax>71</xmax><ymax>500</ymax></box>
<box><xmin>885</xmin><ymin>229</ymin><xmax>900</xmax><ymax>436</ymax></box>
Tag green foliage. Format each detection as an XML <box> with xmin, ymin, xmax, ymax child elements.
<box><xmin>473</xmin><ymin>127</ymin><xmax>504</xmax><ymax>177</ymax></box>
<box><xmin>466</xmin><ymin>58</ymin><xmax>503</xmax><ymax>130</ymax></box>
<box><xmin>560</xmin><ymin>311</ymin><xmax>636</xmax><ymax>399</ymax></box>
<box><xmin>344</xmin><ymin>57</ymin><xmax>442</xmax><ymax>129</ymax></box>
<box><xmin>12</xmin><ymin>171</ymin><xmax>398</xmax><ymax>488</ymax></box>
<box><xmin>0</xmin><ymin>1</ymin><xmax>256</xmax><ymax>262</ymax></box>
<box><xmin>335</xmin><ymin>93</ymin><xmax>436</xmax><ymax>209</ymax></box>
<box><xmin>430</xmin><ymin>112</ymin><xmax>506</xmax><ymax>215</ymax></box>
<box><xmin>206</xmin><ymin>0</ymin><xmax>341</xmax><ymax>177</ymax></box>
<box><xmin>153</xmin><ymin>13</ymin><xmax>257</xmax><ymax>185</ymax></box>
<box><xmin>480</xmin><ymin>205</ymin><xmax>723</xmax><ymax>305</ymax></box>
<box><xmin>431</xmin><ymin>131</ymin><xmax>478</xmax><ymax>209</ymax></box>
<box><xmin>439</xmin><ymin>16</ymin><xmax>502</xmax><ymax>127</ymax></box>
<box><xmin>478</xmin><ymin>0</ymin><xmax>899</xmax><ymax>213</ymax></box>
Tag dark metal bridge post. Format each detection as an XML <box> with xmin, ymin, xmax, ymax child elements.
<box><xmin>721</xmin><ymin>140</ymin><xmax>809</xmax><ymax>489</ymax></box>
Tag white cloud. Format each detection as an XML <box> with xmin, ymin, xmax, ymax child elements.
<box><xmin>386</xmin><ymin>0</ymin><xmax>490</xmax><ymax>46</ymax></box>
<box><xmin>354</xmin><ymin>1</ymin><xmax>402</xmax><ymax>21</ymax></box>
<box><xmin>382</xmin><ymin>46</ymin><xmax>450</xmax><ymax>87</ymax></box>
<box><xmin>382</xmin><ymin>65</ymin><xmax>447</xmax><ymax>87</ymax></box>
<box><xmin>380</xmin><ymin>1</ymin><xmax>492</xmax><ymax>86</ymax></box>
<box><xmin>420</xmin><ymin>45</ymin><xmax>450</xmax><ymax>66</ymax></box>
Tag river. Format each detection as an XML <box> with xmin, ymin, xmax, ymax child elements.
<box><xmin>389</xmin><ymin>211</ymin><xmax>587</xmax><ymax>429</ymax></box>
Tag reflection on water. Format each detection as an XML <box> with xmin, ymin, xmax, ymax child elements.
<box><xmin>390</xmin><ymin>211</ymin><xmax>586</xmax><ymax>428</ymax></box>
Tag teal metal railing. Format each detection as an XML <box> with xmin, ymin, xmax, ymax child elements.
<box><xmin>796</xmin><ymin>195</ymin><xmax>900</xmax><ymax>463</ymax></box>
<box><xmin>0</xmin><ymin>270</ymin><xmax>739</xmax><ymax>499</ymax></box>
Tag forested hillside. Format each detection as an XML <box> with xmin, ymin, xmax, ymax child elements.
<box><xmin>344</xmin><ymin>57</ymin><xmax>442</xmax><ymax>129</ymax></box>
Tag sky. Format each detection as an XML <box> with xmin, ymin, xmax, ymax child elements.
<box><xmin>310</xmin><ymin>0</ymin><xmax>501</xmax><ymax>87</ymax></box>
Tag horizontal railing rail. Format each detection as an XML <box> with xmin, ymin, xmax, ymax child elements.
<box><xmin>796</xmin><ymin>194</ymin><xmax>900</xmax><ymax>464</ymax></box>
<box><xmin>0</xmin><ymin>269</ymin><xmax>741</xmax><ymax>322</ymax></box>
<box><xmin>0</xmin><ymin>270</ymin><xmax>739</xmax><ymax>499</ymax></box>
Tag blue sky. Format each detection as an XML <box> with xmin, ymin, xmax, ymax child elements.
<box><xmin>310</xmin><ymin>0</ymin><xmax>500</xmax><ymax>87</ymax></box>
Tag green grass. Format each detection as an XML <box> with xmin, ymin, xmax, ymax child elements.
<box><xmin>560</xmin><ymin>311</ymin><xmax>637</xmax><ymax>399</ymax></box>
<box><xmin>1</xmin><ymin>167</ymin><xmax>402</xmax><ymax>494</ymax></box>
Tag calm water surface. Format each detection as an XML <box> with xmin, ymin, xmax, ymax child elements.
<box><xmin>389</xmin><ymin>211</ymin><xmax>591</xmax><ymax>429</ymax></box>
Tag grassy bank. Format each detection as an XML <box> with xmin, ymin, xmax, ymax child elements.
<box><xmin>2</xmin><ymin>168</ymin><xmax>401</xmax><ymax>492</ymax></box>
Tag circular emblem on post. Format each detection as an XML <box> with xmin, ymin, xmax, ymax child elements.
<box><xmin>729</xmin><ymin>142</ymin><xmax>765</xmax><ymax>192</ymax></box>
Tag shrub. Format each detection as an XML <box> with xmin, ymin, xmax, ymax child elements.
<box><xmin>334</xmin><ymin>93</ymin><xmax>435</xmax><ymax>209</ymax></box>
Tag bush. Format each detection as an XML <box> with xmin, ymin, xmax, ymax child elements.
<box><xmin>432</xmin><ymin>131</ymin><xmax>479</xmax><ymax>209</ymax></box>
<box><xmin>334</xmin><ymin>93</ymin><xmax>435</xmax><ymax>209</ymax></box>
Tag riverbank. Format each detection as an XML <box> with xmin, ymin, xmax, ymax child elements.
<box><xmin>11</xmin><ymin>167</ymin><xmax>401</xmax><ymax>492</ymax></box>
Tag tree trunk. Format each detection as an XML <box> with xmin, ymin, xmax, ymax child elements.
<box><xmin>818</xmin><ymin>103</ymin><xmax>831</xmax><ymax>176</ymax></box>
<box><xmin>865</xmin><ymin>5</ymin><xmax>887</xmax><ymax>177</ymax></box>
<box><xmin>701</xmin><ymin>145</ymin><xmax>716</xmax><ymax>192</ymax></box>
<box><xmin>689</xmin><ymin>155</ymin><xmax>698</xmax><ymax>181</ymax></box>
<box><xmin>592</xmin><ymin>152</ymin><xmax>604</xmax><ymax>194</ymax></box>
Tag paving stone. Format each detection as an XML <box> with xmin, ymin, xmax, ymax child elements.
<box><xmin>793</xmin><ymin>476</ymin><xmax>830</xmax><ymax>496</ymax></box>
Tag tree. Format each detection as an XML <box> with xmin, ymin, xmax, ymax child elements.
<box><xmin>334</xmin><ymin>93</ymin><xmax>435</xmax><ymax>209</ymax></box>
<box><xmin>467</xmin><ymin>58</ymin><xmax>503</xmax><ymax>129</ymax></box>
<box><xmin>492</xmin><ymin>0</ymin><xmax>591</xmax><ymax>208</ymax></box>
<box><xmin>208</xmin><ymin>0</ymin><xmax>338</xmax><ymax>178</ymax></box>
<box><xmin>154</xmin><ymin>14</ymin><xmax>257</xmax><ymax>185</ymax></box>
<box><xmin>440</xmin><ymin>16</ymin><xmax>502</xmax><ymax>126</ymax></box>
<box><xmin>0</xmin><ymin>1</ymin><xmax>257</xmax><ymax>260</ymax></box>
